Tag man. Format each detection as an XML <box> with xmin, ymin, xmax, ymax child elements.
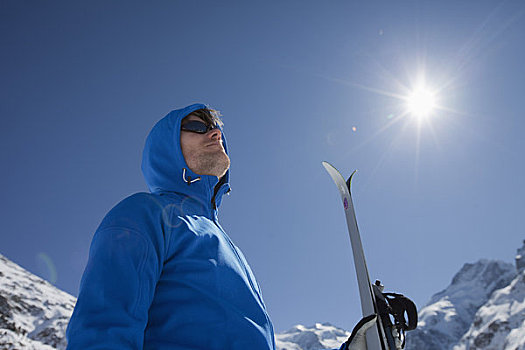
<box><xmin>66</xmin><ymin>103</ymin><xmax>375</xmax><ymax>349</ymax></box>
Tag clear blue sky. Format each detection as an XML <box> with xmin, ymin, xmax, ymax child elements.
<box><xmin>2</xmin><ymin>1</ymin><xmax>524</xmax><ymax>333</ymax></box>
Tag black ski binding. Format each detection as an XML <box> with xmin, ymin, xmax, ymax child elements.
<box><xmin>373</xmin><ymin>280</ymin><xmax>418</xmax><ymax>349</ymax></box>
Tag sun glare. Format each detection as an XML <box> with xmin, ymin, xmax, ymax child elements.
<box><xmin>406</xmin><ymin>86</ymin><xmax>436</xmax><ymax>118</ymax></box>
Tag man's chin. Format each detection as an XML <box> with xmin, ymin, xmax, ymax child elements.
<box><xmin>217</xmin><ymin>157</ymin><xmax>230</xmax><ymax>178</ymax></box>
<box><xmin>191</xmin><ymin>153</ymin><xmax>230</xmax><ymax>178</ymax></box>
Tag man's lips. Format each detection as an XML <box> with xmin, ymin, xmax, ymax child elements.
<box><xmin>206</xmin><ymin>141</ymin><xmax>223</xmax><ymax>148</ymax></box>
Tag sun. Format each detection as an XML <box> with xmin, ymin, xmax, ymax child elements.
<box><xmin>405</xmin><ymin>86</ymin><xmax>436</xmax><ymax>119</ymax></box>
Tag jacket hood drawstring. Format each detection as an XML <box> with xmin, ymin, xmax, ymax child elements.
<box><xmin>182</xmin><ymin>168</ymin><xmax>202</xmax><ymax>185</ymax></box>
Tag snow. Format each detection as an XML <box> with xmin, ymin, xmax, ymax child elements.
<box><xmin>275</xmin><ymin>322</ymin><xmax>349</xmax><ymax>350</ymax></box>
<box><xmin>453</xmin><ymin>270</ymin><xmax>525</xmax><ymax>350</ymax></box>
<box><xmin>405</xmin><ymin>259</ymin><xmax>516</xmax><ymax>350</ymax></box>
<box><xmin>0</xmin><ymin>254</ymin><xmax>76</xmax><ymax>350</ymax></box>
<box><xmin>0</xmin><ymin>329</ymin><xmax>57</xmax><ymax>350</ymax></box>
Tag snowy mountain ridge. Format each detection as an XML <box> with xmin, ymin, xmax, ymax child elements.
<box><xmin>1</xmin><ymin>241</ymin><xmax>525</xmax><ymax>350</ymax></box>
<box><xmin>275</xmin><ymin>322</ymin><xmax>349</xmax><ymax>350</ymax></box>
<box><xmin>0</xmin><ymin>254</ymin><xmax>75</xmax><ymax>349</ymax></box>
<box><xmin>452</xmin><ymin>269</ymin><xmax>525</xmax><ymax>350</ymax></box>
<box><xmin>405</xmin><ymin>259</ymin><xmax>517</xmax><ymax>350</ymax></box>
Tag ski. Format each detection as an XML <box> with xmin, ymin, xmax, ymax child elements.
<box><xmin>322</xmin><ymin>161</ymin><xmax>389</xmax><ymax>350</ymax></box>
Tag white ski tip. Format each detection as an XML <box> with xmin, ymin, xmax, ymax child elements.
<box><xmin>321</xmin><ymin>161</ymin><xmax>336</xmax><ymax>172</ymax></box>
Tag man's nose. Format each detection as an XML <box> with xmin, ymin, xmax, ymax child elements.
<box><xmin>208</xmin><ymin>127</ymin><xmax>222</xmax><ymax>140</ymax></box>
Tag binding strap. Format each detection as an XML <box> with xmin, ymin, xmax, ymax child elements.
<box><xmin>383</xmin><ymin>293</ymin><xmax>418</xmax><ymax>331</ymax></box>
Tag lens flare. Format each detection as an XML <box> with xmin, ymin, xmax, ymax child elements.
<box><xmin>36</xmin><ymin>252</ymin><xmax>58</xmax><ymax>284</ymax></box>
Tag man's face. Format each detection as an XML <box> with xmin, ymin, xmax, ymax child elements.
<box><xmin>180</xmin><ymin>114</ymin><xmax>230</xmax><ymax>178</ymax></box>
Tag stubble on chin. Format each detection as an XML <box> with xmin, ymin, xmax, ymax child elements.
<box><xmin>187</xmin><ymin>149</ymin><xmax>230</xmax><ymax>178</ymax></box>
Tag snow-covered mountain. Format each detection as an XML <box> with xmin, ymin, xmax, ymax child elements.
<box><xmin>404</xmin><ymin>241</ymin><xmax>525</xmax><ymax>350</ymax></box>
<box><xmin>275</xmin><ymin>322</ymin><xmax>349</xmax><ymax>350</ymax></box>
<box><xmin>0</xmin><ymin>254</ymin><xmax>75</xmax><ymax>350</ymax></box>
<box><xmin>452</xmin><ymin>272</ymin><xmax>525</xmax><ymax>350</ymax></box>
<box><xmin>2</xmin><ymin>240</ymin><xmax>525</xmax><ymax>350</ymax></box>
<box><xmin>405</xmin><ymin>259</ymin><xmax>516</xmax><ymax>350</ymax></box>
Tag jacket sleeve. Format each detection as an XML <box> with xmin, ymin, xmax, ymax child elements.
<box><xmin>66</xmin><ymin>226</ymin><xmax>160</xmax><ymax>349</ymax></box>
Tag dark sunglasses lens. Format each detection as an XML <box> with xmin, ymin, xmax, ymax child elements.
<box><xmin>182</xmin><ymin>120</ymin><xmax>209</xmax><ymax>134</ymax></box>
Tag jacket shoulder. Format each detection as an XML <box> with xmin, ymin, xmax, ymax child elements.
<box><xmin>97</xmin><ymin>192</ymin><xmax>175</xmax><ymax>234</ymax></box>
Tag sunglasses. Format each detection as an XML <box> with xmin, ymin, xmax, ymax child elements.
<box><xmin>181</xmin><ymin>120</ymin><xmax>218</xmax><ymax>134</ymax></box>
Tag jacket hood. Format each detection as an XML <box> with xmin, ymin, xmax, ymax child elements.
<box><xmin>141</xmin><ymin>103</ymin><xmax>231</xmax><ymax>211</ymax></box>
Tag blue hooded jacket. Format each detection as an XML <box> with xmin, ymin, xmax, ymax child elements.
<box><xmin>66</xmin><ymin>103</ymin><xmax>275</xmax><ymax>349</ymax></box>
